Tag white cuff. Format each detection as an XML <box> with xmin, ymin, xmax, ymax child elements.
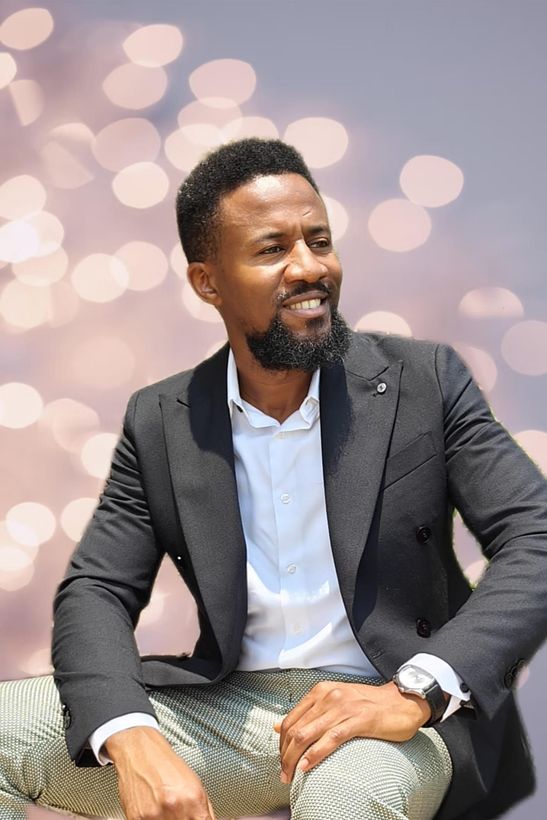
<box><xmin>89</xmin><ymin>713</ymin><xmax>160</xmax><ymax>765</ymax></box>
<box><xmin>406</xmin><ymin>653</ymin><xmax>472</xmax><ymax>722</ymax></box>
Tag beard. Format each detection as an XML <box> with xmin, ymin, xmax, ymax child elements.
<box><xmin>245</xmin><ymin>303</ymin><xmax>351</xmax><ymax>371</ymax></box>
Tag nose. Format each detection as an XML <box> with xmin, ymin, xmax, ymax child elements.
<box><xmin>283</xmin><ymin>239</ymin><xmax>329</xmax><ymax>283</ymax></box>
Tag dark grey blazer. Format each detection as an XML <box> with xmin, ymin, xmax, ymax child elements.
<box><xmin>52</xmin><ymin>331</ymin><xmax>547</xmax><ymax>819</ymax></box>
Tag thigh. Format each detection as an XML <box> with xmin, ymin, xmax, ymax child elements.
<box><xmin>0</xmin><ymin>676</ymin><xmax>121</xmax><ymax>818</ymax></box>
<box><xmin>289</xmin><ymin>728</ymin><xmax>452</xmax><ymax>820</ymax></box>
<box><xmin>149</xmin><ymin>680</ymin><xmax>289</xmax><ymax>818</ymax></box>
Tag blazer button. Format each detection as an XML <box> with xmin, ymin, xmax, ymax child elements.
<box><xmin>416</xmin><ymin>618</ymin><xmax>432</xmax><ymax>637</ymax></box>
<box><xmin>416</xmin><ymin>526</ymin><xmax>432</xmax><ymax>544</ymax></box>
<box><xmin>61</xmin><ymin>703</ymin><xmax>71</xmax><ymax>729</ymax></box>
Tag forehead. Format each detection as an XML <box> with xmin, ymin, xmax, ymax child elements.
<box><xmin>218</xmin><ymin>173</ymin><xmax>327</xmax><ymax>234</ymax></box>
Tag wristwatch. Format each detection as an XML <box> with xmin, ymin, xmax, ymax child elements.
<box><xmin>393</xmin><ymin>664</ymin><xmax>447</xmax><ymax>727</ymax></box>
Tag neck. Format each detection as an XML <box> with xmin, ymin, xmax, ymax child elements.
<box><xmin>231</xmin><ymin>342</ymin><xmax>314</xmax><ymax>423</ymax></box>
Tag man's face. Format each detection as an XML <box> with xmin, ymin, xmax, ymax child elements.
<box><xmin>208</xmin><ymin>173</ymin><xmax>347</xmax><ymax>370</ymax></box>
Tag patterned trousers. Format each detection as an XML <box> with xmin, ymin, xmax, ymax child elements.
<box><xmin>0</xmin><ymin>669</ymin><xmax>452</xmax><ymax>820</ymax></box>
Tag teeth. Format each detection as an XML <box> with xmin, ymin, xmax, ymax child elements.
<box><xmin>288</xmin><ymin>298</ymin><xmax>322</xmax><ymax>311</ymax></box>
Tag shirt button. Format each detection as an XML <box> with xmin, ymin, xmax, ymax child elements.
<box><xmin>291</xmin><ymin>624</ymin><xmax>303</xmax><ymax>635</ymax></box>
<box><xmin>287</xmin><ymin>563</ymin><xmax>297</xmax><ymax>574</ymax></box>
<box><xmin>280</xmin><ymin>493</ymin><xmax>291</xmax><ymax>504</ymax></box>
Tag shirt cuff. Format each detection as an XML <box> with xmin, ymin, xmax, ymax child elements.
<box><xmin>89</xmin><ymin>713</ymin><xmax>160</xmax><ymax>765</ymax></box>
<box><xmin>406</xmin><ymin>652</ymin><xmax>472</xmax><ymax>722</ymax></box>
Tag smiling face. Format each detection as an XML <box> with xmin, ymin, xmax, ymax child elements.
<box><xmin>189</xmin><ymin>172</ymin><xmax>348</xmax><ymax>371</ymax></box>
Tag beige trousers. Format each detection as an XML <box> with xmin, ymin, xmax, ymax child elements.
<box><xmin>0</xmin><ymin>670</ymin><xmax>452</xmax><ymax>820</ymax></box>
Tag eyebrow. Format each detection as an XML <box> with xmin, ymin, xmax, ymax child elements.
<box><xmin>249</xmin><ymin>224</ymin><xmax>331</xmax><ymax>245</ymax></box>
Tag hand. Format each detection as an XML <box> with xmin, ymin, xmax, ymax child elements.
<box><xmin>275</xmin><ymin>680</ymin><xmax>431</xmax><ymax>784</ymax></box>
<box><xmin>105</xmin><ymin>726</ymin><xmax>216</xmax><ymax>819</ymax></box>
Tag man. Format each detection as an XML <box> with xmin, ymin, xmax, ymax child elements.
<box><xmin>0</xmin><ymin>138</ymin><xmax>546</xmax><ymax>820</ymax></box>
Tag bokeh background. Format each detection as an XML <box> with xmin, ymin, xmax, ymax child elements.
<box><xmin>1</xmin><ymin>2</ymin><xmax>546</xmax><ymax>818</ymax></box>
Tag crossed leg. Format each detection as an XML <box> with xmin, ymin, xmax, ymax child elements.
<box><xmin>0</xmin><ymin>672</ymin><xmax>451</xmax><ymax>820</ymax></box>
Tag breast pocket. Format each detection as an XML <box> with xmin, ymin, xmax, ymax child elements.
<box><xmin>383</xmin><ymin>431</ymin><xmax>437</xmax><ymax>490</ymax></box>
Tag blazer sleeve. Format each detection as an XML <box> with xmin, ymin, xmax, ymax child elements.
<box><xmin>424</xmin><ymin>343</ymin><xmax>547</xmax><ymax>720</ymax></box>
<box><xmin>52</xmin><ymin>390</ymin><xmax>162</xmax><ymax>764</ymax></box>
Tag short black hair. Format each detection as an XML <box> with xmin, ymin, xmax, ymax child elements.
<box><xmin>175</xmin><ymin>138</ymin><xmax>319</xmax><ymax>262</ymax></box>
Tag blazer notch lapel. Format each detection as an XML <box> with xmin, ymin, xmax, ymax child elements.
<box><xmin>321</xmin><ymin>357</ymin><xmax>403</xmax><ymax>619</ymax></box>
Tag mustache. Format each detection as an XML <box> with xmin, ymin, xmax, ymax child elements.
<box><xmin>276</xmin><ymin>281</ymin><xmax>332</xmax><ymax>306</ymax></box>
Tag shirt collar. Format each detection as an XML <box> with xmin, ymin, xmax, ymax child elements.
<box><xmin>227</xmin><ymin>348</ymin><xmax>320</xmax><ymax>426</ymax></box>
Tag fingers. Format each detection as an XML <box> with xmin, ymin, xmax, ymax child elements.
<box><xmin>294</xmin><ymin>717</ymin><xmax>358</xmax><ymax>774</ymax></box>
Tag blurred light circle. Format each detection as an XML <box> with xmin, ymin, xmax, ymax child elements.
<box><xmin>71</xmin><ymin>253</ymin><xmax>129</xmax><ymax>303</ymax></box>
<box><xmin>25</xmin><ymin>211</ymin><xmax>64</xmax><ymax>257</ymax></box>
<box><xmin>70</xmin><ymin>336</ymin><xmax>136</xmax><ymax>389</ymax></box>
<box><xmin>0</xmin><ymin>546</ymin><xmax>34</xmax><ymax>591</ymax></box>
<box><xmin>12</xmin><ymin>246</ymin><xmax>68</xmax><ymax>287</ymax></box>
<box><xmin>7</xmin><ymin>79</ymin><xmax>44</xmax><ymax>125</ymax></box>
<box><xmin>123</xmin><ymin>24</ymin><xmax>183</xmax><ymax>67</ymax></box>
<box><xmin>0</xmin><ymin>7</ymin><xmax>54</xmax><ymax>50</ymax></box>
<box><xmin>170</xmin><ymin>244</ymin><xmax>188</xmax><ymax>279</ymax></box>
<box><xmin>19</xmin><ymin>647</ymin><xmax>53</xmax><ymax>676</ymax></box>
<box><xmin>6</xmin><ymin>501</ymin><xmax>56</xmax><ymax>547</ymax></box>
<box><xmin>80</xmin><ymin>432</ymin><xmax>118</xmax><ymax>479</ymax></box>
<box><xmin>0</xmin><ymin>52</ymin><xmax>17</xmax><ymax>88</ymax></box>
<box><xmin>322</xmin><ymin>195</ymin><xmax>349</xmax><ymax>242</ymax></box>
<box><xmin>181</xmin><ymin>122</ymin><xmax>223</xmax><ymax>148</ymax></box>
<box><xmin>0</xmin><ymin>175</ymin><xmax>46</xmax><ymax>219</ymax></box>
<box><xmin>399</xmin><ymin>155</ymin><xmax>464</xmax><ymax>207</ymax></box>
<box><xmin>0</xmin><ymin>279</ymin><xmax>51</xmax><ymax>328</ymax></box>
<box><xmin>354</xmin><ymin>311</ymin><xmax>412</xmax><ymax>337</ymax></box>
<box><xmin>103</xmin><ymin>63</ymin><xmax>167</xmax><ymax>109</ymax></box>
<box><xmin>51</xmin><ymin>122</ymin><xmax>94</xmax><ymax>143</ymax></box>
<box><xmin>60</xmin><ymin>498</ymin><xmax>96</xmax><ymax>541</ymax></box>
<box><xmin>0</xmin><ymin>219</ymin><xmax>40</xmax><ymax>262</ymax></box>
<box><xmin>501</xmin><ymin>320</ymin><xmax>547</xmax><ymax>376</ymax></box>
<box><xmin>284</xmin><ymin>118</ymin><xmax>349</xmax><ymax>169</ymax></box>
<box><xmin>181</xmin><ymin>280</ymin><xmax>223</xmax><ymax>324</ymax></box>
<box><xmin>42</xmin><ymin>122</ymin><xmax>95</xmax><ymax>189</ymax></box>
<box><xmin>114</xmin><ymin>241</ymin><xmax>168</xmax><ymax>291</ymax></box>
<box><xmin>177</xmin><ymin>99</ymin><xmax>241</xmax><ymax>129</ymax></box>
<box><xmin>222</xmin><ymin>116</ymin><xmax>279</xmax><ymax>141</ymax></box>
<box><xmin>205</xmin><ymin>338</ymin><xmax>228</xmax><ymax>359</ymax></box>
<box><xmin>189</xmin><ymin>59</ymin><xmax>256</xmax><ymax>106</ymax></box>
<box><xmin>164</xmin><ymin>128</ymin><xmax>210</xmax><ymax>172</ymax></box>
<box><xmin>464</xmin><ymin>558</ymin><xmax>487</xmax><ymax>586</ymax></box>
<box><xmin>112</xmin><ymin>162</ymin><xmax>169</xmax><ymax>209</ymax></box>
<box><xmin>41</xmin><ymin>398</ymin><xmax>99</xmax><ymax>452</ymax></box>
<box><xmin>93</xmin><ymin>118</ymin><xmax>161</xmax><ymax>171</ymax></box>
<box><xmin>41</xmin><ymin>141</ymin><xmax>93</xmax><ymax>190</ymax></box>
<box><xmin>455</xmin><ymin>344</ymin><xmax>498</xmax><ymax>392</ymax></box>
<box><xmin>139</xmin><ymin>590</ymin><xmax>168</xmax><ymax>626</ymax></box>
<box><xmin>368</xmin><ymin>198</ymin><xmax>431</xmax><ymax>252</ymax></box>
<box><xmin>0</xmin><ymin>382</ymin><xmax>43</xmax><ymax>428</ymax></box>
<box><xmin>459</xmin><ymin>287</ymin><xmax>524</xmax><ymax>318</ymax></box>
<box><xmin>514</xmin><ymin>430</ymin><xmax>547</xmax><ymax>476</ymax></box>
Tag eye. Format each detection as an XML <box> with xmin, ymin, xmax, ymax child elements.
<box><xmin>260</xmin><ymin>245</ymin><xmax>284</xmax><ymax>255</ymax></box>
<box><xmin>310</xmin><ymin>238</ymin><xmax>332</xmax><ymax>250</ymax></box>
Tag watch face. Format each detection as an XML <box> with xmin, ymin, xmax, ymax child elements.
<box><xmin>398</xmin><ymin>666</ymin><xmax>435</xmax><ymax>690</ymax></box>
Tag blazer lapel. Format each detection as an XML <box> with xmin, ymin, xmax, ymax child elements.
<box><xmin>321</xmin><ymin>334</ymin><xmax>402</xmax><ymax>622</ymax></box>
<box><xmin>159</xmin><ymin>345</ymin><xmax>247</xmax><ymax>669</ymax></box>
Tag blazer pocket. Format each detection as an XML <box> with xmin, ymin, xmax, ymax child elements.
<box><xmin>383</xmin><ymin>431</ymin><xmax>437</xmax><ymax>489</ymax></box>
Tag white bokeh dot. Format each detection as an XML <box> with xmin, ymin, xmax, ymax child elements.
<box><xmin>80</xmin><ymin>433</ymin><xmax>118</xmax><ymax>479</ymax></box>
<box><xmin>284</xmin><ymin>117</ymin><xmax>348</xmax><ymax>169</ymax></box>
<box><xmin>501</xmin><ymin>320</ymin><xmax>547</xmax><ymax>376</ymax></box>
<box><xmin>400</xmin><ymin>154</ymin><xmax>464</xmax><ymax>207</ymax></box>
<box><xmin>368</xmin><ymin>199</ymin><xmax>431</xmax><ymax>252</ymax></box>
<box><xmin>354</xmin><ymin>311</ymin><xmax>412</xmax><ymax>337</ymax></box>
<box><xmin>0</xmin><ymin>383</ymin><xmax>43</xmax><ymax>428</ymax></box>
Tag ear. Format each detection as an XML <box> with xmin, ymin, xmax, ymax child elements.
<box><xmin>187</xmin><ymin>262</ymin><xmax>222</xmax><ymax>307</ymax></box>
